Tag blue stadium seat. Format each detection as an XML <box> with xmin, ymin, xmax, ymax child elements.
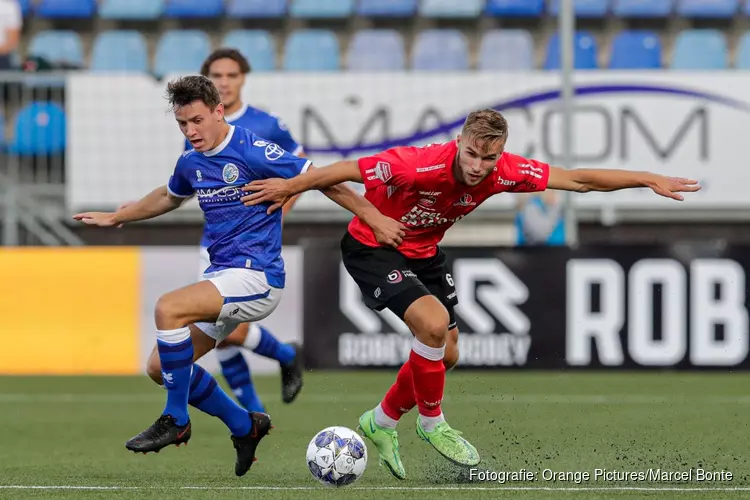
<box><xmin>222</xmin><ymin>31</ymin><xmax>276</xmax><ymax>71</ymax></box>
<box><xmin>613</xmin><ymin>0</ymin><xmax>673</xmax><ymax>17</ymax></box>
<box><xmin>736</xmin><ymin>32</ymin><xmax>750</xmax><ymax>69</ymax></box>
<box><xmin>609</xmin><ymin>31</ymin><xmax>661</xmax><ymax>69</ymax></box>
<box><xmin>226</xmin><ymin>0</ymin><xmax>287</xmax><ymax>17</ymax></box>
<box><xmin>91</xmin><ymin>31</ymin><xmax>149</xmax><ymax>73</ymax></box>
<box><xmin>17</xmin><ymin>0</ymin><xmax>32</xmax><ymax>16</ymax></box>
<box><xmin>677</xmin><ymin>0</ymin><xmax>738</xmax><ymax>17</ymax></box>
<box><xmin>549</xmin><ymin>0</ymin><xmax>609</xmax><ymax>17</ymax></box>
<box><xmin>28</xmin><ymin>31</ymin><xmax>84</xmax><ymax>66</ymax></box>
<box><xmin>544</xmin><ymin>32</ymin><xmax>598</xmax><ymax>69</ymax></box>
<box><xmin>479</xmin><ymin>30</ymin><xmax>534</xmax><ymax>70</ymax></box>
<box><xmin>486</xmin><ymin>0</ymin><xmax>544</xmax><ymax>16</ymax></box>
<box><xmin>671</xmin><ymin>30</ymin><xmax>727</xmax><ymax>69</ymax></box>
<box><xmin>165</xmin><ymin>0</ymin><xmax>223</xmax><ymax>17</ymax></box>
<box><xmin>290</xmin><ymin>0</ymin><xmax>353</xmax><ymax>17</ymax></box>
<box><xmin>99</xmin><ymin>0</ymin><xmax>163</xmax><ymax>19</ymax></box>
<box><xmin>154</xmin><ymin>30</ymin><xmax>212</xmax><ymax>77</ymax></box>
<box><xmin>10</xmin><ymin>102</ymin><xmax>66</xmax><ymax>156</ymax></box>
<box><xmin>283</xmin><ymin>30</ymin><xmax>340</xmax><ymax>71</ymax></box>
<box><xmin>347</xmin><ymin>30</ymin><xmax>405</xmax><ymax>71</ymax></box>
<box><xmin>420</xmin><ymin>0</ymin><xmax>483</xmax><ymax>17</ymax></box>
<box><xmin>35</xmin><ymin>0</ymin><xmax>96</xmax><ymax>18</ymax></box>
<box><xmin>357</xmin><ymin>0</ymin><xmax>416</xmax><ymax>16</ymax></box>
<box><xmin>412</xmin><ymin>30</ymin><xmax>469</xmax><ymax>71</ymax></box>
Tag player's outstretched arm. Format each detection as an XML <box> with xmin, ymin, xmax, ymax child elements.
<box><xmin>73</xmin><ymin>185</ymin><xmax>186</xmax><ymax>227</ymax></box>
<box><xmin>547</xmin><ymin>167</ymin><xmax>701</xmax><ymax>201</ymax></box>
<box><xmin>241</xmin><ymin>160</ymin><xmax>362</xmax><ymax>209</ymax></box>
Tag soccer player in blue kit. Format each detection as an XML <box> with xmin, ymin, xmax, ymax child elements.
<box><xmin>196</xmin><ymin>48</ymin><xmax>306</xmax><ymax>412</ymax></box>
<box><xmin>74</xmin><ymin>76</ymin><xmax>405</xmax><ymax>476</ymax></box>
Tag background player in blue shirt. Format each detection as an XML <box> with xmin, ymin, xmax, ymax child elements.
<box><xmin>74</xmin><ymin>76</ymin><xmax>404</xmax><ymax>476</ymax></box>
<box><xmin>197</xmin><ymin>48</ymin><xmax>305</xmax><ymax>415</ymax></box>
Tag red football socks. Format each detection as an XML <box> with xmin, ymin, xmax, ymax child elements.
<box><xmin>408</xmin><ymin>339</ymin><xmax>446</xmax><ymax>418</ymax></box>
<box><xmin>380</xmin><ymin>360</ymin><xmax>416</xmax><ymax>420</ymax></box>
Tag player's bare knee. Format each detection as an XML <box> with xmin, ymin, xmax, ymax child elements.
<box><xmin>415</xmin><ymin>313</ymin><xmax>449</xmax><ymax>347</ymax></box>
<box><xmin>154</xmin><ymin>295</ymin><xmax>184</xmax><ymax>330</ymax></box>
<box><xmin>444</xmin><ymin>349</ymin><xmax>459</xmax><ymax>370</ymax></box>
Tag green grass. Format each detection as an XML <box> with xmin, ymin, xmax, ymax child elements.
<box><xmin>1</xmin><ymin>372</ymin><xmax>749</xmax><ymax>499</ymax></box>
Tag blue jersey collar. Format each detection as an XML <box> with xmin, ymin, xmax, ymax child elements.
<box><xmin>203</xmin><ymin>125</ymin><xmax>235</xmax><ymax>157</ymax></box>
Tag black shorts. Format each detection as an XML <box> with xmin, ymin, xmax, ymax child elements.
<box><xmin>340</xmin><ymin>232</ymin><xmax>458</xmax><ymax>329</ymax></box>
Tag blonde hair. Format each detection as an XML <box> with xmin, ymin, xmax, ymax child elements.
<box><xmin>461</xmin><ymin>109</ymin><xmax>508</xmax><ymax>151</ymax></box>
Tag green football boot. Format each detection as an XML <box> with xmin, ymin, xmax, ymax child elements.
<box><xmin>356</xmin><ymin>410</ymin><xmax>406</xmax><ymax>480</ymax></box>
<box><xmin>416</xmin><ymin>419</ymin><xmax>480</xmax><ymax>466</ymax></box>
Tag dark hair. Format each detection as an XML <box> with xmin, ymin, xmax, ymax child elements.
<box><xmin>200</xmin><ymin>48</ymin><xmax>251</xmax><ymax>76</ymax></box>
<box><xmin>165</xmin><ymin>75</ymin><xmax>222</xmax><ymax>111</ymax></box>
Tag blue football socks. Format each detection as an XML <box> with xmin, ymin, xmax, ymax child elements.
<box><xmin>188</xmin><ymin>364</ymin><xmax>252</xmax><ymax>437</ymax></box>
<box><xmin>156</xmin><ymin>327</ymin><xmax>194</xmax><ymax>426</ymax></box>
<box><xmin>250</xmin><ymin>324</ymin><xmax>295</xmax><ymax>366</ymax></box>
<box><xmin>217</xmin><ymin>348</ymin><xmax>266</xmax><ymax>413</ymax></box>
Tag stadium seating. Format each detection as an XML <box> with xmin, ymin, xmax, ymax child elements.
<box><xmin>412</xmin><ymin>30</ymin><xmax>469</xmax><ymax>71</ymax></box>
<box><xmin>222</xmin><ymin>31</ymin><xmax>276</xmax><ymax>71</ymax></box>
<box><xmin>91</xmin><ymin>31</ymin><xmax>149</xmax><ymax>73</ymax></box>
<box><xmin>347</xmin><ymin>30</ymin><xmax>405</xmax><ymax>71</ymax></box>
<box><xmin>290</xmin><ymin>0</ymin><xmax>353</xmax><ymax>18</ymax></box>
<box><xmin>485</xmin><ymin>0</ymin><xmax>545</xmax><ymax>17</ymax></box>
<box><xmin>357</xmin><ymin>0</ymin><xmax>417</xmax><ymax>17</ymax></box>
<box><xmin>736</xmin><ymin>32</ymin><xmax>750</xmax><ymax>69</ymax></box>
<box><xmin>226</xmin><ymin>0</ymin><xmax>287</xmax><ymax>18</ymax></box>
<box><xmin>283</xmin><ymin>30</ymin><xmax>340</xmax><ymax>71</ymax></box>
<box><xmin>164</xmin><ymin>0</ymin><xmax>224</xmax><ymax>18</ymax></box>
<box><xmin>677</xmin><ymin>0</ymin><xmax>738</xmax><ymax>17</ymax></box>
<box><xmin>419</xmin><ymin>0</ymin><xmax>483</xmax><ymax>17</ymax></box>
<box><xmin>99</xmin><ymin>0</ymin><xmax>163</xmax><ymax>19</ymax></box>
<box><xmin>671</xmin><ymin>30</ymin><xmax>728</xmax><ymax>69</ymax></box>
<box><xmin>154</xmin><ymin>30</ymin><xmax>212</xmax><ymax>76</ymax></box>
<box><xmin>613</xmin><ymin>0</ymin><xmax>673</xmax><ymax>17</ymax></box>
<box><xmin>548</xmin><ymin>0</ymin><xmax>609</xmax><ymax>17</ymax></box>
<box><xmin>35</xmin><ymin>0</ymin><xmax>96</xmax><ymax>18</ymax></box>
<box><xmin>10</xmin><ymin>102</ymin><xmax>66</xmax><ymax>156</ymax></box>
<box><xmin>28</xmin><ymin>31</ymin><xmax>84</xmax><ymax>67</ymax></box>
<box><xmin>478</xmin><ymin>30</ymin><xmax>534</xmax><ymax>70</ymax></box>
<box><xmin>609</xmin><ymin>31</ymin><xmax>662</xmax><ymax>69</ymax></box>
<box><xmin>543</xmin><ymin>32</ymin><xmax>599</xmax><ymax>70</ymax></box>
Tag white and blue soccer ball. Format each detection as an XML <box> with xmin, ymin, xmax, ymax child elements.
<box><xmin>306</xmin><ymin>426</ymin><xmax>368</xmax><ymax>487</ymax></box>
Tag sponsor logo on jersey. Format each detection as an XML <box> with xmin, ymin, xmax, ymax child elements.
<box><xmin>401</xmin><ymin>206</ymin><xmax>466</xmax><ymax>228</ymax></box>
<box><xmin>387</xmin><ymin>270</ymin><xmax>403</xmax><ymax>284</ymax></box>
<box><xmin>498</xmin><ymin>177</ymin><xmax>516</xmax><ymax>186</ymax></box>
<box><xmin>253</xmin><ymin>139</ymin><xmax>269</xmax><ymax>147</ymax></box>
<box><xmin>416</xmin><ymin>164</ymin><xmax>445</xmax><ymax>173</ymax></box>
<box><xmin>196</xmin><ymin>186</ymin><xmax>242</xmax><ymax>203</ymax></box>
<box><xmin>265</xmin><ymin>143</ymin><xmax>285</xmax><ymax>161</ymax></box>
<box><xmin>195</xmin><ymin>170</ymin><xmax>203</xmax><ymax>182</ymax></box>
<box><xmin>222</xmin><ymin>163</ymin><xmax>240</xmax><ymax>184</ymax></box>
<box><xmin>365</xmin><ymin>161</ymin><xmax>393</xmax><ymax>183</ymax></box>
<box><xmin>454</xmin><ymin>194</ymin><xmax>476</xmax><ymax>207</ymax></box>
<box><xmin>418</xmin><ymin>196</ymin><xmax>437</xmax><ymax>208</ymax></box>
<box><xmin>419</xmin><ymin>191</ymin><xmax>442</xmax><ymax>196</ymax></box>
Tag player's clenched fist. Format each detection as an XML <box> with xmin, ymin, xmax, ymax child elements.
<box><xmin>241</xmin><ymin>178</ymin><xmax>292</xmax><ymax>214</ymax></box>
<box><xmin>367</xmin><ymin>214</ymin><xmax>407</xmax><ymax>249</ymax></box>
<box><xmin>72</xmin><ymin>212</ymin><xmax>119</xmax><ymax>227</ymax></box>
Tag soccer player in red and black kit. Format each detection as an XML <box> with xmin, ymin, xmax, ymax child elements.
<box><xmin>241</xmin><ymin>109</ymin><xmax>700</xmax><ymax>478</ymax></box>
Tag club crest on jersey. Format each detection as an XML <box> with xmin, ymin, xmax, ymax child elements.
<box><xmin>222</xmin><ymin>163</ymin><xmax>239</xmax><ymax>184</ymax></box>
<box><xmin>454</xmin><ymin>194</ymin><xmax>476</xmax><ymax>207</ymax></box>
<box><xmin>366</xmin><ymin>162</ymin><xmax>392</xmax><ymax>183</ymax></box>
<box><xmin>265</xmin><ymin>143</ymin><xmax>285</xmax><ymax>161</ymax></box>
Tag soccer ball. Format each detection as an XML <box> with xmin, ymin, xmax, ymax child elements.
<box><xmin>306</xmin><ymin>426</ymin><xmax>368</xmax><ymax>487</ymax></box>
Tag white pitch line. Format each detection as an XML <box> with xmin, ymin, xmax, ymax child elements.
<box><xmin>1</xmin><ymin>393</ymin><xmax>750</xmax><ymax>404</ymax></box>
<box><xmin>2</xmin><ymin>485</ymin><xmax>750</xmax><ymax>492</ymax></box>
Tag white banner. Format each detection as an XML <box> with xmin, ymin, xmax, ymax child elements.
<box><xmin>67</xmin><ymin>72</ymin><xmax>750</xmax><ymax>212</ymax></box>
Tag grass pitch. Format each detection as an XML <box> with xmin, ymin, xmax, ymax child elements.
<box><xmin>1</xmin><ymin>371</ymin><xmax>749</xmax><ymax>499</ymax></box>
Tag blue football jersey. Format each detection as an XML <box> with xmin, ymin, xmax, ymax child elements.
<box><xmin>169</xmin><ymin>125</ymin><xmax>311</xmax><ymax>288</ymax></box>
<box><xmin>188</xmin><ymin>105</ymin><xmax>304</xmax><ymax>248</ymax></box>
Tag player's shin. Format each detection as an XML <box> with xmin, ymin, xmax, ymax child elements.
<box><xmin>377</xmin><ymin>361</ymin><xmax>416</xmax><ymax>428</ymax></box>
<box><xmin>188</xmin><ymin>364</ymin><xmax>252</xmax><ymax>437</ymax></box>
<box><xmin>215</xmin><ymin>346</ymin><xmax>265</xmax><ymax>412</ymax></box>
<box><xmin>409</xmin><ymin>338</ymin><xmax>447</xmax><ymax>431</ymax></box>
<box><xmin>156</xmin><ymin>327</ymin><xmax>194</xmax><ymax>426</ymax></box>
